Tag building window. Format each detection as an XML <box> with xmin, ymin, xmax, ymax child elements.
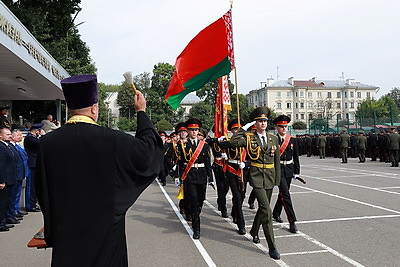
<box><xmin>345</xmin><ymin>103</ymin><xmax>348</xmax><ymax>109</ymax></box>
<box><xmin>287</xmin><ymin>92</ymin><xmax>291</xmax><ymax>98</ymax></box>
<box><xmin>317</xmin><ymin>92</ymin><xmax>322</xmax><ymax>98</ymax></box>
<box><xmin>327</xmin><ymin>92</ymin><xmax>332</xmax><ymax>98</ymax></box>
<box><xmin>350</xmin><ymin>91</ymin><xmax>354</xmax><ymax>98</ymax></box>
<box><xmin>301</xmin><ymin>114</ymin><xmax>305</xmax><ymax>120</ymax></box>
<box><xmin>367</xmin><ymin>92</ymin><xmax>371</xmax><ymax>98</ymax></box>
<box><xmin>300</xmin><ymin>91</ymin><xmax>304</xmax><ymax>97</ymax></box>
<box><xmin>308</xmin><ymin>92</ymin><xmax>312</xmax><ymax>98</ymax></box>
<box><xmin>296</xmin><ymin>114</ymin><xmax>299</xmax><ymax>120</ymax></box>
<box><xmin>337</xmin><ymin>92</ymin><xmax>341</xmax><ymax>98</ymax></box>
<box><xmin>337</xmin><ymin>103</ymin><xmax>341</xmax><ymax>109</ymax></box>
<box><xmin>337</xmin><ymin>114</ymin><xmax>341</xmax><ymax>120</ymax></box>
<box><xmin>344</xmin><ymin>92</ymin><xmax>348</xmax><ymax>98</ymax></box>
<box><xmin>295</xmin><ymin>103</ymin><xmax>298</xmax><ymax>109</ymax></box>
<box><xmin>327</xmin><ymin>103</ymin><xmax>332</xmax><ymax>109</ymax></box>
<box><xmin>255</xmin><ymin>95</ymin><xmax>258</xmax><ymax>101</ymax></box>
<box><xmin>357</xmin><ymin>92</ymin><xmax>361</xmax><ymax>98</ymax></box>
<box><xmin>277</xmin><ymin>92</ymin><xmax>281</xmax><ymax>98</ymax></box>
<box><xmin>300</xmin><ymin>102</ymin><xmax>304</xmax><ymax>109</ymax></box>
<box><xmin>287</xmin><ymin>102</ymin><xmax>292</xmax><ymax>109</ymax></box>
<box><xmin>350</xmin><ymin>102</ymin><xmax>354</xmax><ymax>108</ymax></box>
<box><xmin>277</xmin><ymin>103</ymin><xmax>282</xmax><ymax>109</ymax></box>
<box><xmin>317</xmin><ymin>102</ymin><xmax>323</xmax><ymax>108</ymax></box>
<box><xmin>308</xmin><ymin>102</ymin><xmax>313</xmax><ymax>108</ymax></box>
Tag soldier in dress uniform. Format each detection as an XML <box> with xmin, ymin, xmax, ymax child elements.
<box><xmin>158</xmin><ymin>130</ymin><xmax>170</xmax><ymax>186</ymax></box>
<box><xmin>172</xmin><ymin>122</ymin><xmax>190</xmax><ymax>218</ymax></box>
<box><xmin>209</xmin><ymin>126</ymin><xmax>229</xmax><ymax>218</ymax></box>
<box><xmin>272</xmin><ymin>115</ymin><xmax>300</xmax><ymax>233</ymax></box>
<box><xmin>340</xmin><ymin>129</ymin><xmax>350</xmax><ymax>163</ymax></box>
<box><xmin>388</xmin><ymin>126</ymin><xmax>400</xmax><ymax>167</ymax></box>
<box><xmin>317</xmin><ymin>133</ymin><xmax>326</xmax><ymax>159</ymax></box>
<box><xmin>0</xmin><ymin>106</ymin><xmax>11</xmax><ymax>129</ymax></box>
<box><xmin>218</xmin><ymin>118</ymin><xmax>246</xmax><ymax>234</ymax></box>
<box><xmin>226</xmin><ymin>107</ymin><xmax>281</xmax><ymax>260</ymax></box>
<box><xmin>357</xmin><ymin>130</ymin><xmax>367</xmax><ymax>163</ymax></box>
<box><xmin>175</xmin><ymin>118</ymin><xmax>213</xmax><ymax>239</ymax></box>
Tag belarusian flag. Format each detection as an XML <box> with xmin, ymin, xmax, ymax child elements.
<box><xmin>165</xmin><ymin>10</ymin><xmax>235</xmax><ymax>110</ymax></box>
<box><xmin>214</xmin><ymin>75</ymin><xmax>231</xmax><ymax>138</ymax></box>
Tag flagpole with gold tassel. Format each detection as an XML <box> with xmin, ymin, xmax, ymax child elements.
<box><xmin>231</xmin><ymin>0</ymin><xmax>245</xmax><ymax>191</ymax></box>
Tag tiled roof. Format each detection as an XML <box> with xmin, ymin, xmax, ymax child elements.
<box><xmin>294</xmin><ymin>81</ymin><xmax>319</xmax><ymax>87</ymax></box>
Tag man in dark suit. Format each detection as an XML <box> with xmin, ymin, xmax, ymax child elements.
<box><xmin>0</xmin><ymin>127</ymin><xmax>17</xmax><ymax>231</ymax></box>
<box><xmin>35</xmin><ymin>75</ymin><xmax>163</xmax><ymax>267</ymax></box>
<box><xmin>23</xmin><ymin>123</ymin><xmax>43</xmax><ymax>212</ymax></box>
<box><xmin>11</xmin><ymin>129</ymin><xmax>29</xmax><ymax>216</ymax></box>
<box><xmin>6</xmin><ymin>129</ymin><xmax>26</xmax><ymax>224</ymax></box>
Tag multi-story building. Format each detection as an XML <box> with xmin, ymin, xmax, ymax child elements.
<box><xmin>247</xmin><ymin>77</ymin><xmax>379</xmax><ymax>124</ymax></box>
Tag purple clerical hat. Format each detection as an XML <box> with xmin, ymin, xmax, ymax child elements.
<box><xmin>60</xmin><ymin>75</ymin><xmax>99</xmax><ymax>109</ymax></box>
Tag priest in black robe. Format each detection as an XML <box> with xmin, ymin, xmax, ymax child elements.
<box><xmin>35</xmin><ymin>74</ymin><xmax>163</xmax><ymax>267</ymax></box>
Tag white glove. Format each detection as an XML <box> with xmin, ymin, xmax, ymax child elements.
<box><xmin>217</xmin><ymin>136</ymin><xmax>226</xmax><ymax>141</ymax></box>
<box><xmin>293</xmin><ymin>174</ymin><xmax>300</xmax><ymax>180</ymax></box>
<box><xmin>172</xmin><ymin>165</ymin><xmax>177</xmax><ymax>171</ymax></box>
<box><xmin>208</xmin><ymin>182</ymin><xmax>215</xmax><ymax>190</ymax></box>
<box><xmin>174</xmin><ymin>178</ymin><xmax>181</xmax><ymax>186</ymax></box>
<box><xmin>242</xmin><ymin>121</ymin><xmax>256</xmax><ymax>131</ymax></box>
<box><xmin>239</xmin><ymin>162</ymin><xmax>245</xmax><ymax>169</ymax></box>
<box><xmin>221</xmin><ymin>152</ymin><xmax>228</xmax><ymax>160</ymax></box>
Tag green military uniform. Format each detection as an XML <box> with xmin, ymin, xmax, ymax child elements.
<box><xmin>357</xmin><ymin>131</ymin><xmax>367</xmax><ymax>163</ymax></box>
<box><xmin>388</xmin><ymin>128</ymin><xmax>400</xmax><ymax>167</ymax></box>
<box><xmin>340</xmin><ymin>131</ymin><xmax>350</xmax><ymax>163</ymax></box>
<box><xmin>317</xmin><ymin>134</ymin><xmax>326</xmax><ymax>159</ymax></box>
<box><xmin>228</xmin><ymin>107</ymin><xmax>280</xmax><ymax>259</ymax></box>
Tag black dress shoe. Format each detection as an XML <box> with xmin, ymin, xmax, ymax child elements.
<box><xmin>6</xmin><ymin>218</ymin><xmax>20</xmax><ymax>224</ymax></box>
<box><xmin>5</xmin><ymin>224</ymin><xmax>14</xmax><ymax>228</ymax></box>
<box><xmin>249</xmin><ymin>203</ymin><xmax>255</xmax><ymax>209</ymax></box>
<box><xmin>269</xmin><ymin>248</ymin><xmax>280</xmax><ymax>260</ymax></box>
<box><xmin>0</xmin><ymin>225</ymin><xmax>10</xmax><ymax>232</ymax></box>
<box><xmin>252</xmin><ymin>235</ymin><xmax>260</xmax><ymax>244</ymax></box>
<box><xmin>18</xmin><ymin>211</ymin><xmax>28</xmax><ymax>216</ymax></box>
<box><xmin>289</xmin><ymin>222</ymin><xmax>298</xmax><ymax>233</ymax></box>
<box><xmin>221</xmin><ymin>212</ymin><xmax>228</xmax><ymax>218</ymax></box>
<box><xmin>273</xmin><ymin>216</ymin><xmax>283</xmax><ymax>223</ymax></box>
<box><xmin>238</xmin><ymin>227</ymin><xmax>246</xmax><ymax>235</ymax></box>
<box><xmin>193</xmin><ymin>230</ymin><xmax>200</xmax><ymax>239</ymax></box>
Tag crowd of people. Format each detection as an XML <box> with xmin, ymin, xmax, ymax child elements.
<box><xmin>292</xmin><ymin>128</ymin><xmax>400</xmax><ymax>166</ymax></box>
<box><xmin>2</xmin><ymin>73</ymin><xmax>400</xmax><ymax>265</ymax></box>
<box><xmin>0</xmin><ymin>106</ymin><xmax>62</xmax><ymax>232</ymax></box>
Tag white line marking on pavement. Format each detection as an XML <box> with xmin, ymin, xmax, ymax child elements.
<box><xmin>294</xmin><ymin>183</ymin><xmax>400</xmax><ymax>214</ymax></box>
<box><xmin>156</xmin><ymin>180</ymin><xmax>216</xmax><ymax>267</ymax></box>
<box><xmin>296</xmin><ymin>231</ymin><xmax>365</xmax><ymax>267</ymax></box>
<box><xmin>296</xmin><ymin>185</ymin><xmax>400</xmax><ymax>214</ymax></box>
<box><xmin>301</xmin><ymin>174</ymin><xmax>400</xmax><ymax>196</ymax></box>
<box><xmin>297</xmin><ymin>214</ymin><xmax>400</xmax><ymax>224</ymax></box>
<box><xmin>203</xmin><ymin>199</ymin><xmax>290</xmax><ymax>267</ymax></box>
<box><xmin>280</xmin><ymin>249</ymin><xmax>329</xmax><ymax>256</ymax></box>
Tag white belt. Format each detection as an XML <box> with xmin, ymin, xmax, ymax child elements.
<box><xmin>215</xmin><ymin>157</ymin><xmax>222</xmax><ymax>160</ymax></box>
<box><xmin>192</xmin><ymin>163</ymin><xmax>205</xmax><ymax>168</ymax></box>
<box><xmin>228</xmin><ymin>159</ymin><xmax>240</xmax><ymax>164</ymax></box>
<box><xmin>280</xmin><ymin>159</ymin><xmax>293</xmax><ymax>165</ymax></box>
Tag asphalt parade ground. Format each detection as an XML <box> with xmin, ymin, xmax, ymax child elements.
<box><xmin>1</xmin><ymin>155</ymin><xmax>400</xmax><ymax>266</ymax></box>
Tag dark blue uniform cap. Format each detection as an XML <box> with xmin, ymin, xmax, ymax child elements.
<box><xmin>61</xmin><ymin>75</ymin><xmax>99</xmax><ymax>109</ymax></box>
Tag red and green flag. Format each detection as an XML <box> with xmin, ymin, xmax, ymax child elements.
<box><xmin>165</xmin><ymin>10</ymin><xmax>235</xmax><ymax>110</ymax></box>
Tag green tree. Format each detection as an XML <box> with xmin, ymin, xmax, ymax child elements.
<box><xmin>385</xmin><ymin>87</ymin><xmax>400</xmax><ymax>110</ymax></box>
<box><xmin>117</xmin><ymin>117</ymin><xmax>137</xmax><ymax>131</ymax></box>
<box><xmin>229</xmin><ymin>94</ymin><xmax>253</xmax><ymax>123</ymax></box>
<box><xmin>188</xmin><ymin>101</ymin><xmax>214</xmax><ymax>131</ymax></box>
<box><xmin>292</xmin><ymin>121</ymin><xmax>307</xmax><ymax>129</ymax></box>
<box><xmin>155</xmin><ymin>119</ymin><xmax>173</xmax><ymax>132</ymax></box>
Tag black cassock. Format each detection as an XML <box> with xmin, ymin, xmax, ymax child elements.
<box><xmin>36</xmin><ymin>111</ymin><xmax>163</xmax><ymax>267</ymax></box>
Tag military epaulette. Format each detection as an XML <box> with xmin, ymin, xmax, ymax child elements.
<box><xmin>245</xmin><ymin>132</ymin><xmax>254</xmax><ymax>136</ymax></box>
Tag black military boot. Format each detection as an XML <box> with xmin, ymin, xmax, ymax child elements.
<box><xmin>192</xmin><ymin>217</ymin><xmax>200</xmax><ymax>239</ymax></box>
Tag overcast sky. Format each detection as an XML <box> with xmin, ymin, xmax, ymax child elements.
<box><xmin>78</xmin><ymin>0</ymin><xmax>399</xmax><ymax>98</ymax></box>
